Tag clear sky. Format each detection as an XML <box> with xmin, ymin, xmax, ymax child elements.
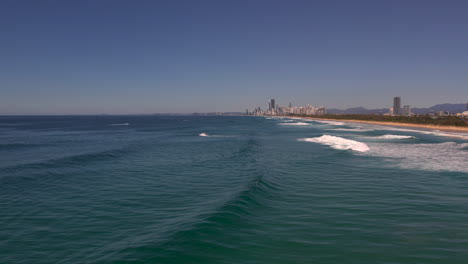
<box><xmin>1</xmin><ymin>0</ymin><xmax>467</xmax><ymax>114</ymax></box>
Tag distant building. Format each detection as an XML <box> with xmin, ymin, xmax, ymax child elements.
<box><xmin>393</xmin><ymin>96</ymin><xmax>401</xmax><ymax>115</ymax></box>
<box><xmin>437</xmin><ymin>111</ymin><xmax>448</xmax><ymax>117</ymax></box>
<box><xmin>402</xmin><ymin>105</ymin><xmax>411</xmax><ymax>116</ymax></box>
<box><xmin>316</xmin><ymin>106</ymin><xmax>326</xmax><ymax>115</ymax></box>
<box><xmin>248</xmin><ymin>99</ymin><xmax>326</xmax><ymax>116</ymax></box>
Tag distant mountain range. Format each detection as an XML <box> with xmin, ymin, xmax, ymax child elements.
<box><xmin>327</xmin><ymin>103</ymin><xmax>467</xmax><ymax>115</ymax></box>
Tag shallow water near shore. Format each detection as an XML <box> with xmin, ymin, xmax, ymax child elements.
<box><xmin>1</xmin><ymin>115</ymin><xmax>468</xmax><ymax>263</ymax></box>
<box><xmin>305</xmin><ymin>116</ymin><xmax>468</xmax><ymax>134</ymax></box>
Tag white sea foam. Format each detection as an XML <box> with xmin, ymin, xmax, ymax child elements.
<box><xmin>279</xmin><ymin>122</ymin><xmax>310</xmax><ymax>126</ymax></box>
<box><xmin>431</xmin><ymin>132</ymin><xmax>468</xmax><ymax>140</ymax></box>
<box><xmin>374</xmin><ymin>134</ymin><xmax>415</xmax><ymax>139</ymax></box>
<box><xmin>198</xmin><ymin>133</ymin><xmax>232</xmax><ymax>138</ymax></box>
<box><xmin>460</xmin><ymin>143</ymin><xmax>468</xmax><ymax>148</ymax></box>
<box><xmin>373</xmin><ymin>127</ymin><xmax>468</xmax><ymax>140</ymax></box>
<box><xmin>365</xmin><ymin>142</ymin><xmax>468</xmax><ymax>172</ymax></box>
<box><xmin>298</xmin><ymin>135</ymin><xmax>370</xmax><ymax>152</ymax></box>
<box><xmin>376</xmin><ymin>127</ymin><xmax>420</xmax><ymax>133</ymax></box>
<box><xmin>110</xmin><ymin>123</ymin><xmax>129</xmax><ymax>126</ymax></box>
<box><xmin>327</xmin><ymin>128</ymin><xmax>372</xmax><ymax>132</ymax></box>
<box><xmin>313</xmin><ymin>120</ymin><xmax>346</xmax><ymax>126</ymax></box>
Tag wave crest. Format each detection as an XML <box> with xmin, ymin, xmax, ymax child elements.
<box><xmin>375</xmin><ymin>135</ymin><xmax>415</xmax><ymax>139</ymax></box>
<box><xmin>313</xmin><ymin>120</ymin><xmax>346</xmax><ymax>126</ymax></box>
<box><xmin>298</xmin><ymin>135</ymin><xmax>370</xmax><ymax>152</ymax></box>
<box><xmin>279</xmin><ymin>122</ymin><xmax>309</xmax><ymax>126</ymax></box>
<box><xmin>199</xmin><ymin>133</ymin><xmax>232</xmax><ymax>137</ymax></box>
<box><xmin>327</xmin><ymin>128</ymin><xmax>372</xmax><ymax>132</ymax></box>
<box><xmin>110</xmin><ymin>123</ymin><xmax>129</xmax><ymax>126</ymax></box>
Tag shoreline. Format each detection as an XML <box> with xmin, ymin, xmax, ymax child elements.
<box><xmin>285</xmin><ymin>116</ymin><xmax>468</xmax><ymax>133</ymax></box>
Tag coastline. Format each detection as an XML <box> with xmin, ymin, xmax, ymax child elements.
<box><xmin>289</xmin><ymin>116</ymin><xmax>468</xmax><ymax>133</ymax></box>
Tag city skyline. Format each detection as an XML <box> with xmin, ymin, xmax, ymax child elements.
<box><xmin>247</xmin><ymin>96</ymin><xmax>468</xmax><ymax>117</ymax></box>
<box><xmin>247</xmin><ymin>98</ymin><xmax>326</xmax><ymax>116</ymax></box>
<box><xmin>1</xmin><ymin>1</ymin><xmax>468</xmax><ymax>114</ymax></box>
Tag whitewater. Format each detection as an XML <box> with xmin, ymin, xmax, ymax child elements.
<box><xmin>298</xmin><ymin>135</ymin><xmax>370</xmax><ymax>152</ymax></box>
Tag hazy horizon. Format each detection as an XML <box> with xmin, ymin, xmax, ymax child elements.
<box><xmin>1</xmin><ymin>0</ymin><xmax>468</xmax><ymax>115</ymax></box>
<box><xmin>0</xmin><ymin>101</ymin><xmax>466</xmax><ymax>116</ymax></box>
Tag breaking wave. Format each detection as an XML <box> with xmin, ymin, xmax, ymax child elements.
<box><xmin>327</xmin><ymin>128</ymin><xmax>372</xmax><ymax>132</ymax></box>
<box><xmin>279</xmin><ymin>122</ymin><xmax>310</xmax><ymax>126</ymax></box>
<box><xmin>298</xmin><ymin>135</ymin><xmax>370</xmax><ymax>152</ymax></box>
<box><xmin>110</xmin><ymin>123</ymin><xmax>130</xmax><ymax>126</ymax></box>
<box><xmin>379</xmin><ymin>127</ymin><xmax>468</xmax><ymax>140</ymax></box>
<box><xmin>313</xmin><ymin>120</ymin><xmax>346</xmax><ymax>126</ymax></box>
<box><xmin>366</xmin><ymin>142</ymin><xmax>468</xmax><ymax>172</ymax></box>
<box><xmin>431</xmin><ymin>132</ymin><xmax>468</xmax><ymax>140</ymax></box>
<box><xmin>374</xmin><ymin>135</ymin><xmax>415</xmax><ymax>139</ymax></box>
<box><xmin>199</xmin><ymin>133</ymin><xmax>232</xmax><ymax>138</ymax></box>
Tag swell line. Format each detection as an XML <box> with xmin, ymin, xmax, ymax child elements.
<box><xmin>0</xmin><ymin>148</ymin><xmax>130</xmax><ymax>176</ymax></box>
<box><xmin>116</xmin><ymin>138</ymin><xmax>282</xmax><ymax>261</ymax></box>
<box><xmin>0</xmin><ymin>143</ymin><xmax>45</xmax><ymax>151</ymax></box>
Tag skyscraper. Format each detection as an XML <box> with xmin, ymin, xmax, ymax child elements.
<box><xmin>403</xmin><ymin>105</ymin><xmax>411</xmax><ymax>116</ymax></box>
<box><xmin>393</xmin><ymin>96</ymin><xmax>401</xmax><ymax>115</ymax></box>
<box><xmin>269</xmin><ymin>99</ymin><xmax>275</xmax><ymax>112</ymax></box>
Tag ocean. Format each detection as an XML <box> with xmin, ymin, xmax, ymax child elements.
<box><xmin>1</xmin><ymin>115</ymin><xmax>467</xmax><ymax>263</ymax></box>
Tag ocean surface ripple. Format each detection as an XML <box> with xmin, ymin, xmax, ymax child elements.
<box><xmin>1</xmin><ymin>116</ymin><xmax>468</xmax><ymax>263</ymax></box>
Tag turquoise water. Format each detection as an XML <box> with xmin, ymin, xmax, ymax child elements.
<box><xmin>1</xmin><ymin>116</ymin><xmax>468</xmax><ymax>263</ymax></box>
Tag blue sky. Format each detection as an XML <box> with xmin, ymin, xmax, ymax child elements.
<box><xmin>1</xmin><ymin>0</ymin><xmax>467</xmax><ymax>114</ymax></box>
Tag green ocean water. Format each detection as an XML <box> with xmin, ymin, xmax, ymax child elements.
<box><xmin>1</xmin><ymin>115</ymin><xmax>467</xmax><ymax>263</ymax></box>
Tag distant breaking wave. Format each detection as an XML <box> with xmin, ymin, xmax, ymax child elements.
<box><xmin>429</xmin><ymin>132</ymin><xmax>468</xmax><ymax>140</ymax></box>
<box><xmin>378</xmin><ymin>127</ymin><xmax>468</xmax><ymax>140</ymax></box>
<box><xmin>327</xmin><ymin>128</ymin><xmax>372</xmax><ymax>132</ymax></box>
<box><xmin>298</xmin><ymin>135</ymin><xmax>370</xmax><ymax>152</ymax></box>
<box><xmin>199</xmin><ymin>133</ymin><xmax>232</xmax><ymax>137</ymax></box>
<box><xmin>313</xmin><ymin>120</ymin><xmax>346</xmax><ymax>126</ymax></box>
<box><xmin>110</xmin><ymin>123</ymin><xmax>130</xmax><ymax>126</ymax></box>
<box><xmin>374</xmin><ymin>135</ymin><xmax>415</xmax><ymax>139</ymax></box>
<box><xmin>279</xmin><ymin>122</ymin><xmax>310</xmax><ymax>126</ymax></box>
<box><xmin>366</xmin><ymin>142</ymin><xmax>468</xmax><ymax>172</ymax></box>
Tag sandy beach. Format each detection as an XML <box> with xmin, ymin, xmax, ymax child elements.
<box><xmin>296</xmin><ymin>117</ymin><xmax>468</xmax><ymax>133</ymax></box>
